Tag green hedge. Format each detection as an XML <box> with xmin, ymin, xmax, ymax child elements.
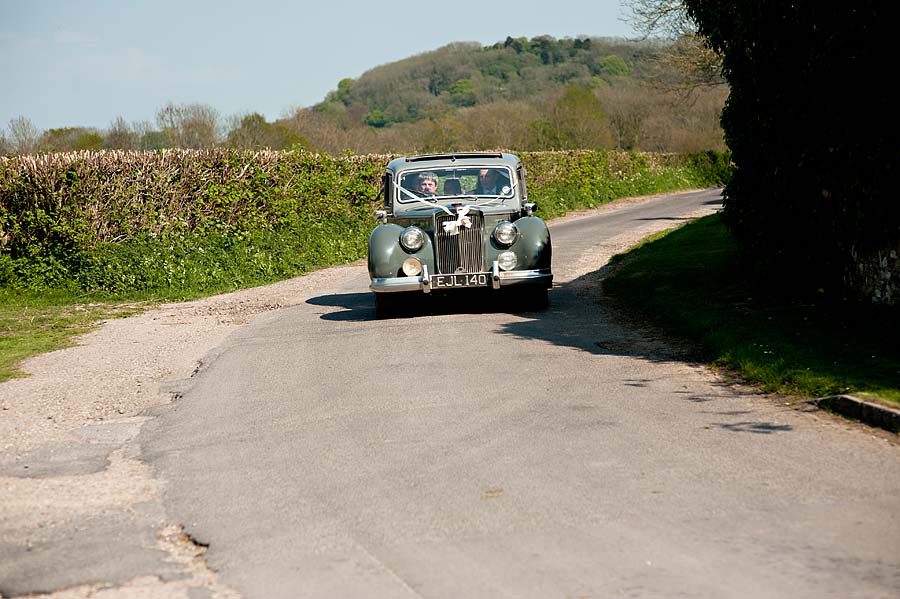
<box><xmin>0</xmin><ymin>149</ymin><xmax>731</xmax><ymax>297</ymax></box>
<box><xmin>685</xmin><ymin>1</ymin><xmax>897</xmax><ymax>304</ymax></box>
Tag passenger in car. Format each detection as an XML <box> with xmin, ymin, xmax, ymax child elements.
<box><xmin>471</xmin><ymin>168</ymin><xmax>510</xmax><ymax>195</ymax></box>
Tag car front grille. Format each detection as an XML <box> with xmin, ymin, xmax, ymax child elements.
<box><xmin>434</xmin><ymin>211</ymin><xmax>486</xmax><ymax>274</ymax></box>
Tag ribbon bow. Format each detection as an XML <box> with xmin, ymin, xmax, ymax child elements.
<box><xmin>442</xmin><ymin>205</ymin><xmax>472</xmax><ymax>236</ymax></box>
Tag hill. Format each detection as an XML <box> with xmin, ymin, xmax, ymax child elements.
<box><xmin>278</xmin><ymin>35</ymin><xmax>727</xmax><ymax>155</ymax></box>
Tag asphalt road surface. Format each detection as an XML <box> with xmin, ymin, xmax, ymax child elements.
<box><xmin>138</xmin><ymin>189</ymin><xmax>900</xmax><ymax>598</ymax></box>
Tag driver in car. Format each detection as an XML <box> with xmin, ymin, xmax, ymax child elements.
<box><xmin>415</xmin><ymin>172</ymin><xmax>439</xmax><ymax>196</ymax></box>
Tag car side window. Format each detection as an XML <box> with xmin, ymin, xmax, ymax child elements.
<box><xmin>382</xmin><ymin>174</ymin><xmax>392</xmax><ymax>208</ymax></box>
<box><xmin>517</xmin><ymin>165</ymin><xmax>527</xmax><ymax>200</ymax></box>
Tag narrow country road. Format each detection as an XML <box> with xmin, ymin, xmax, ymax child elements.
<box><xmin>138</xmin><ymin>189</ymin><xmax>900</xmax><ymax>598</ymax></box>
<box><xmin>3</xmin><ymin>189</ymin><xmax>898</xmax><ymax>599</ymax></box>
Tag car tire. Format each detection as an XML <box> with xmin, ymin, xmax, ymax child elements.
<box><xmin>521</xmin><ymin>287</ymin><xmax>549</xmax><ymax>312</ymax></box>
<box><xmin>374</xmin><ymin>292</ymin><xmax>407</xmax><ymax>318</ymax></box>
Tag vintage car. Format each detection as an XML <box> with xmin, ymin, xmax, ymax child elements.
<box><xmin>368</xmin><ymin>152</ymin><xmax>552</xmax><ymax>316</ymax></box>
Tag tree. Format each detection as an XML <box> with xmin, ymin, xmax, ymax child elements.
<box><xmin>225</xmin><ymin>113</ymin><xmax>310</xmax><ymax>150</ymax></box>
<box><xmin>448</xmin><ymin>79</ymin><xmax>477</xmax><ymax>107</ymax></box>
<box><xmin>39</xmin><ymin>127</ymin><xmax>103</xmax><ymax>151</ymax></box>
<box><xmin>8</xmin><ymin>116</ymin><xmax>40</xmax><ymax>154</ymax></box>
<box><xmin>156</xmin><ymin>102</ymin><xmax>220</xmax><ymax>148</ymax></box>
<box><xmin>626</xmin><ymin>0</ymin><xmax>694</xmax><ymax>39</ymax></box>
<box><xmin>684</xmin><ymin>0</ymin><xmax>896</xmax><ymax>304</ymax></box>
<box><xmin>625</xmin><ymin>0</ymin><xmax>723</xmax><ymax>90</ymax></box>
<box><xmin>531</xmin><ymin>86</ymin><xmax>614</xmax><ymax>150</ymax></box>
<box><xmin>596</xmin><ymin>55</ymin><xmax>631</xmax><ymax>79</ymax></box>
<box><xmin>0</xmin><ymin>129</ymin><xmax>11</xmax><ymax>155</ymax></box>
<box><xmin>104</xmin><ymin>116</ymin><xmax>139</xmax><ymax>150</ymax></box>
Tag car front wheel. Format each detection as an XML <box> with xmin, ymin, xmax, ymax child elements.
<box><xmin>374</xmin><ymin>292</ymin><xmax>412</xmax><ymax>318</ymax></box>
<box><xmin>521</xmin><ymin>287</ymin><xmax>549</xmax><ymax>312</ymax></box>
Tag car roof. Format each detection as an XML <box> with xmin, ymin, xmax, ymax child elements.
<box><xmin>386</xmin><ymin>152</ymin><xmax>521</xmax><ymax>173</ymax></box>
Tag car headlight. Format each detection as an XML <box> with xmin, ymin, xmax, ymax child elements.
<box><xmin>402</xmin><ymin>257</ymin><xmax>423</xmax><ymax>276</ymax></box>
<box><xmin>492</xmin><ymin>221</ymin><xmax>518</xmax><ymax>247</ymax></box>
<box><xmin>399</xmin><ymin>226</ymin><xmax>426</xmax><ymax>252</ymax></box>
<box><xmin>497</xmin><ymin>251</ymin><xmax>518</xmax><ymax>271</ymax></box>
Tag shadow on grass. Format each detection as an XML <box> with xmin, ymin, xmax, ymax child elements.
<box><xmin>601</xmin><ymin>214</ymin><xmax>900</xmax><ymax>406</ymax></box>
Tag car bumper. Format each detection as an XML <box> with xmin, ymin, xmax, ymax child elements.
<box><xmin>370</xmin><ymin>262</ymin><xmax>552</xmax><ymax>293</ymax></box>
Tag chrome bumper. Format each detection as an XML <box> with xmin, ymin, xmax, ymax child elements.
<box><xmin>370</xmin><ymin>262</ymin><xmax>552</xmax><ymax>293</ymax></box>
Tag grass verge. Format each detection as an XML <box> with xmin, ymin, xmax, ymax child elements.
<box><xmin>0</xmin><ymin>290</ymin><xmax>148</xmax><ymax>382</ymax></box>
<box><xmin>603</xmin><ymin>213</ymin><xmax>900</xmax><ymax>407</ymax></box>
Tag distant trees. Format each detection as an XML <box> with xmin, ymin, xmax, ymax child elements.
<box><xmin>225</xmin><ymin>113</ymin><xmax>310</xmax><ymax>150</ymax></box>
<box><xmin>531</xmin><ymin>86</ymin><xmax>614</xmax><ymax>150</ymax></box>
<box><xmin>104</xmin><ymin>116</ymin><xmax>140</xmax><ymax>150</ymax></box>
<box><xmin>1</xmin><ymin>35</ymin><xmax>727</xmax><ymax>157</ymax></box>
<box><xmin>0</xmin><ymin>104</ymin><xmax>316</xmax><ymax>155</ymax></box>
<box><xmin>318</xmin><ymin>36</ymin><xmax>662</xmax><ymax>131</ymax></box>
<box><xmin>625</xmin><ymin>0</ymin><xmax>723</xmax><ymax>90</ymax></box>
<box><xmin>286</xmin><ymin>34</ymin><xmax>725</xmax><ymax>155</ymax></box>
<box><xmin>39</xmin><ymin>127</ymin><xmax>103</xmax><ymax>152</ymax></box>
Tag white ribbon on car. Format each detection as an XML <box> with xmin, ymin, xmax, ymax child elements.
<box><xmin>441</xmin><ymin>205</ymin><xmax>472</xmax><ymax>236</ymax></box>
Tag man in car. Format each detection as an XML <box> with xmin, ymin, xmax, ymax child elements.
<box><xmin>415</xmin><ymin>172</ymin><xmax>439</xmax><ymax>196</ymax></box>
<box><xmin>471</xmin><ymin>168</ymin><xmax>509</xmax><ymax>195</ymax></box>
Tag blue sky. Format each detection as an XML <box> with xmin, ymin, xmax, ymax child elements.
<box><xmin>1</xmin><ymin>0</ymin><xmax>635</xmax><ymax>132</ymax></box>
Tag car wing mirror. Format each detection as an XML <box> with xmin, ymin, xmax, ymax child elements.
<box><xmin>374</xmin><ymin>209</ymin><xmax>388</xmax><ymax>224</ymax></box>
<box><xmin>523</xmin><ymin>202</ymin><xmax>537</xmax><ymax>216</ymax></box>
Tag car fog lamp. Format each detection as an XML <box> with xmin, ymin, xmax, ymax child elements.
<box><xmin>493</xmin><ymin>221</ymin><xmax>518</xmax><ymax>247</ymax></box>
<box><xmin>498</xmin><ymin>251</ymin><xmax>518</xmax><ymax>271</ymax></box>
<box><xmin>402</xmin><ymin>257</ymin><xmax>423</xmax><ymax>277</ymax></box>
<box><xmin>399</xmin><ymin>226</ymin><xmax>426</xmax><ymax>252</ymax></box>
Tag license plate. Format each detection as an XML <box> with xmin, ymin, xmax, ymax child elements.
<box><xmin>430</xmin><ymin>272</ymin><xmax>490</xmax><ymax>289</ymax></box>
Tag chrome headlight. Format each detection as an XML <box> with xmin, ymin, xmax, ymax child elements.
<box><xmin>492</xmin><ymin>221</ymin><xmax>518</xmax><ymax>247</ymax></box>
<box><xmin>399</xmin><ymin>226</ymin><xmax>426</xmax><ymax>252</ymax></box>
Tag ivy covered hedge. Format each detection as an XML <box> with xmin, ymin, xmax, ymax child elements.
<box><xmin>0</xmin><ymin>149</ymin><xmax>730</xmax><ymax>296</ymax></box>
<box><xmin>685</xmin><ymin>1</ymin><xmax>897</xmax><ymax>304</ymax></box>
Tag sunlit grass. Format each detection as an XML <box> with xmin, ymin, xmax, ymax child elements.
<box><xmin>0</xmin><ymin>290</ymin><xmax>149</xmax><ymax>382</ymax></box>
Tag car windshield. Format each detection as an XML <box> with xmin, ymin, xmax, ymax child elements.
<box><xmin>396</xmin><ymin>166</ymin><xmax>515</xmax><ymax>205</ymax></box>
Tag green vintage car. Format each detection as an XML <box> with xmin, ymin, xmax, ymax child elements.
<box><xmin>368</xmin><ymin>152</ymin><xmax>552</xmax><ymax>316</ymax></box>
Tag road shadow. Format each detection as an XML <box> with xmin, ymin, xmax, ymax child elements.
<box><xmin>306</xmin><ymin>259</ymin><xmax>688</xmax><ymax>359</ymax></box>
<box><xmin>709</xmin><ymin>421</ymin><xmax>794</xmax><ymax>434</ymax></box>
<box><xmin>306</xmin><ymin>292</ymin><xmax>374</xmax><ymax>321</ymax></box>
<box><xmin>305</xmin><ymin>257</ymin><xmax>795</xmax><ymax>434</ymax></box>
<box><xmin>307</xmin><ymin>288</ymin><xmax>549</xmax><ymax>322</ymax></box>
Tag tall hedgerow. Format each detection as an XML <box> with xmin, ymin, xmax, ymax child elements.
<box><xmin>0</xmin><ymin>148</ymin><xmax>730</xmax><ymax>295</ymax></box>
<box><xmin>684</xmin><ymin>1</ymin><xmax>897</xmax><ymax>304</ymax></box>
